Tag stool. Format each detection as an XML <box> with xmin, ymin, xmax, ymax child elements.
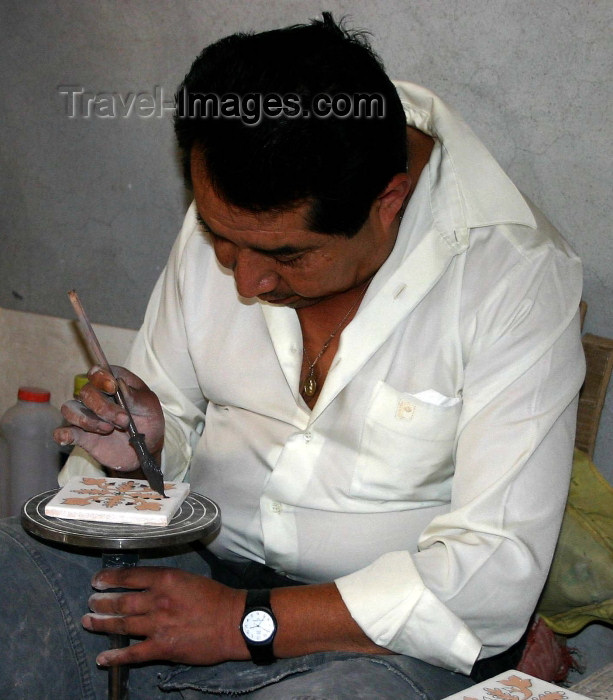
<box><xmin>22</xmin><ymin>489</ymin><xmax>220</xmax><ymax>700</ymax></box>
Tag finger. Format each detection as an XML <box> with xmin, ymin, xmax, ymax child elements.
<box><xmin>110</xmin><ymin>365</ymin><xmax>151</xmax><ymax>392</ymax></box>
<box><xmin>53</xmin><ymin>425</ymin><xmax>113</xmax><ymax>451</ymax></box>
<box><xmin>96</xmin><ymin>638</ymin><xmax>160</xmax><ymax>667</ymax></box>
<box><xmin>115</xmin><ymin>374</ymin><xmax>162</xmax><ymax>421</ymax></box>
<box><xmin>87</xmin><ymin>366</ymin><xmax>118</xmax><ymax>394</ymax></box>
<box><xmin>82</xmin><ymin>611</ymin><xmax>150</xmax><ymax>638</ymax></box>
<box><xmin>59</xmin><ymin>400</ymin><xmax>116</xmax><ymax>434</ymax></box>
<box><xmin>87</xmin><ymin>367</ymin><xmax>160</xmax><ymax>425</ymax></box>
<box><xmin>92</xmin><ymin>565</ymin><xmax>170</xmax><ymax>591</ymax></box>
<box><xmin>78</xmin><ymin>384</ymin><xmax>130</xmax><ymax>428</ymax></box>
<box><xmin>88</xmin><ymin>365</ymin><xmax>152</xmax><ymax>400</ymax></box>
<box><xmin>53</xmin><ymin>425</ymin><xmax>134</xmax><ymax>466</ymax></box>
<box><xmin>89</xmin><ymin>591</ymin><xmax>151</xmax><ymax>617</ymax></box>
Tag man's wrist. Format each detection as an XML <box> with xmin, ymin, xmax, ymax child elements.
<box><xmin>224</xmin><ymin>589</ymin><xmax>250</xmax><ymax>661</ymax></box>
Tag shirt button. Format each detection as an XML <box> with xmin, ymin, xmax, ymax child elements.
<box><xmin>396</xmin><ymin>400</ymin><xmax>415</xmax><ymax>420</ymax></box>
<box><xmin>304</xmin><ymin>431</ymin><xmax>312</xmax><ymax>443</ymax></box>
<box><xmin>271</xmin><ymin>501</ymin><xmax>283</xmax><ymax>514</ymax></box>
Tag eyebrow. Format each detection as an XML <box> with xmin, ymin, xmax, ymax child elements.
<box><xmin>195</xmin><ymin>211</ymin><xmax>316</xmax><ymax>258</ymax></box>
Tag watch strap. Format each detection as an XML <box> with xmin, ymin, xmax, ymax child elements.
<box><xmin>241</xmin><ymin>589</ymin><xmax>277</xmax><ymax>665</ymax></box>
<box><xmin>246</xmin><ymin>588</ymin><xmax>271</xmax><ymax>610</ymax></box>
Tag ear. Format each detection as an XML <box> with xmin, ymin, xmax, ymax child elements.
<box><xmin>374</xmin><ymin>173</ymin><xmax>411</xmax><ymax>232</ymax></box>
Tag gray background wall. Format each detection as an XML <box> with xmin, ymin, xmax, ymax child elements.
<box><xmin>1</xmin><ymin>0</ymin><xmax>611</xmax><ymax>677</ymax></box>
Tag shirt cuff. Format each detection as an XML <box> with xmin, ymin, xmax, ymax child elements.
<box><xmin>57</xmin><ymin>446</ymin><xmax>106</xmax><ymax>486</ymax></box>
<box><xmin>159</xmin><ymin>413</ymin><xmax>192</xmax><ymax>482</ymax></box>
<box><xmin>335</xmin><ymin>550</ymin><xmax>482</xmax><ymax>674</ymax></box>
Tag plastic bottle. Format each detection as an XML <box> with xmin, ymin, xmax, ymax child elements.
<box><xmin>0</xmin><ymin>433</ymin><xmax>9</xmax><ymax>518</ymax></box>
<box><xmin>0</xmin><ymin>387</ymin><xmax>63</xmax><ymax>517</ymax></box>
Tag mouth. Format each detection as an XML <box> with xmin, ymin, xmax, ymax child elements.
<box><xmin>259</xmin><ymin>294</ymin><xmax>326</xmax><ymax>310</ymax></box>
<box><xmin>258</xmin><ymin>293</ymin><xmax>297</xmax><ymax>305</ymax></box>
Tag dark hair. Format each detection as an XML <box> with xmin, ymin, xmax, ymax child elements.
<box><xmin>174</xmin><ymin>13</ymin><xmax>408</xmax><ymax>236</ymax></box>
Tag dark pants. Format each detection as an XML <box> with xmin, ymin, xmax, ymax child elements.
<box><xmin>0</xmin><ymin>516</ymin><xmax>477</xmax><ymax>699</ymax></box>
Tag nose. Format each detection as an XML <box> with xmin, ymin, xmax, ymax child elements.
<box><xmin>233</xmin><ymin>248</ymin><xmax>279</xmax><ymax>298</ymax></box>
<box><xmin>212</xmin><ymin>239</ymin><xmax>279</xmax><ymax>298</ymax></box>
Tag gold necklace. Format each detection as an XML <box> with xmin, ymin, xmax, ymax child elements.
<box><xmin>301</xmin><ymin>281</ymin><xmax>371</xmax><ymax>399</ymax></box>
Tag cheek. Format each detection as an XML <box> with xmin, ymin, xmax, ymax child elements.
<box><xmin>285</xmin><ymin>255</ymin><xmax>350</xmax><ymax>293</ymax></box>
<box><xmin>305</xmin><ymin>251</ymin><xmax>351</xmax><ymax>282</ymax></box>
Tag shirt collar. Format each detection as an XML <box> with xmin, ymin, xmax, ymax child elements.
<box><xmin>394</xmin><ymin>81</ymin><xmax>537</xmax><ymax>244</ymax></box>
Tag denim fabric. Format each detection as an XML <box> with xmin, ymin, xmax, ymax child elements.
<box><xmin>0</xmin><ymin>517</ymin><xmax>473</xmax><ymax>699</ymax></box>
<box><xmin>159</xmin><ymin>653</ymin><xmax>474</xmax><ymax>698</ymax></box>
<box><xmin>0</xmin><ymin>517</ymin><xmax>199</xmax><ymax>700</ymax></box>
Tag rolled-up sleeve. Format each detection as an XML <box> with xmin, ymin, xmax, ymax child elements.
<box><xmin>337</xmin><ymin>230</ymin><xmax>585</xmax><ymax>673</ymax></box>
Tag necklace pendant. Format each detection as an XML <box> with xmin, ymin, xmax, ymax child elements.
<box><xmin>303</xmin><ymin>375</ymin><xmax>317</xmax><ymax>398</ymax></box>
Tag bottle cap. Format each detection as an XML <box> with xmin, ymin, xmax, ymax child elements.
<box><xmin>73</xmin><ymin>373</ymin><xmax>89</xmax><ymax>397</ymax></box>
<box><xmin>17</xmin><ymin>387</ymin><xmax>51</xmax><ymax>402</ymax></box>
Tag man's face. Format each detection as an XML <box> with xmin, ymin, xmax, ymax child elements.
<box><xmin>191</xmin><ymin>150</ymin><xmax>399</xmax><ymax>309</ymax></box>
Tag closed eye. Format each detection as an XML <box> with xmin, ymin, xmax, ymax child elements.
<box><xmin>272</xmin><ymin>253</ymin><xmax>305</xmax><ymax>266</ymax></box>
<box><xmin>196</xmin><ymin>210</ymin><xmax>313</xmax><ymax>265</ymax></box>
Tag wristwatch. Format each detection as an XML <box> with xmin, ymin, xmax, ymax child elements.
<box><xmin>240</xmin><ymin>589</ymin><xmax>277</xmax><ymax>665</ymax></box>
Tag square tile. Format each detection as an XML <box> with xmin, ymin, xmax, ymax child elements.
<box><xmin>45</xmin><ymin>476</ymin><xmax>190</xmax><ymax>527</ymax></box>
<box><xmin>442</xmin><ymin>670</ymin><xmax>590</xmax><ymax>700</ymax></box>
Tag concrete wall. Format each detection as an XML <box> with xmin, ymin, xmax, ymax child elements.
<box><xmin>0</xmin><ymin>307</ymin><xmax>137</xmax><ymax>419</ymax></box>
<box><xmin>1</xmin><ymin>0</ymin><xmax>611</xmax><ymax>677</ymax></box>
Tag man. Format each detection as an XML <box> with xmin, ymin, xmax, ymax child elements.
<box><xmin>1</xmin><ymin>14</ymin><xmax>584</xmax><ymax>699</ymax></box>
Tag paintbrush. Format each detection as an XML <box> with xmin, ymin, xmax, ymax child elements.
<box><xmin>68</xmin><ymin>290</ymin><xmax>166</xmax><ymax>497</ymax></box>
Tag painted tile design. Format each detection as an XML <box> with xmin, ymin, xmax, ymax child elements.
<box><xmin>45</xmin><ymin>476</ymin><xmax>190</xmax><ymax>526</ymax></box>
<box><xmin>442</xmin><ymin>671</ymin><xmax>590</xmax><ymax>700</ymax></box>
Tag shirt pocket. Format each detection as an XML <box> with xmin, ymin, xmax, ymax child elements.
<box><xmin>350</xmin><ymin>380</ymin><xmax>461</xmax><ymax>504</ymax></box>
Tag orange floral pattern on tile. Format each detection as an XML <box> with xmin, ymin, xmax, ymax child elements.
<box><xmin>464</xmin><ymin>676</ymin><xmax>568</xmax><ymax>700</ymax></box>
<box><xmin>464</xmin><ymin>674</ymin><xmax>568</xmax><ymax>700</ymax></box>
<box><xmin>62</xmin><ymin>477</ymin><xmax>175</xmax><ymax>511</ymax></box>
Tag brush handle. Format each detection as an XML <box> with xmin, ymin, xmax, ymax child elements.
<box><xmin>68</xmin><ymin>290</ymin><xmax>113</xmax><ymax>373</ymax></box>
<box><xmin>69</xmin><ymin>291</ymin><xmax>140</xmax><ymax>435</ymax></box>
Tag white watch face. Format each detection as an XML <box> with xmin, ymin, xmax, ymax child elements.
<box><xmin>242</xmin><ymin>609</ymin><xmax>275</xmax><ymax>642</ymax></box>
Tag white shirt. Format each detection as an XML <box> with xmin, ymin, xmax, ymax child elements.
<box><xmin>62</xmin><ymin>82</ymin><xmax>585</xmax><ymax>673</ymax></box>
